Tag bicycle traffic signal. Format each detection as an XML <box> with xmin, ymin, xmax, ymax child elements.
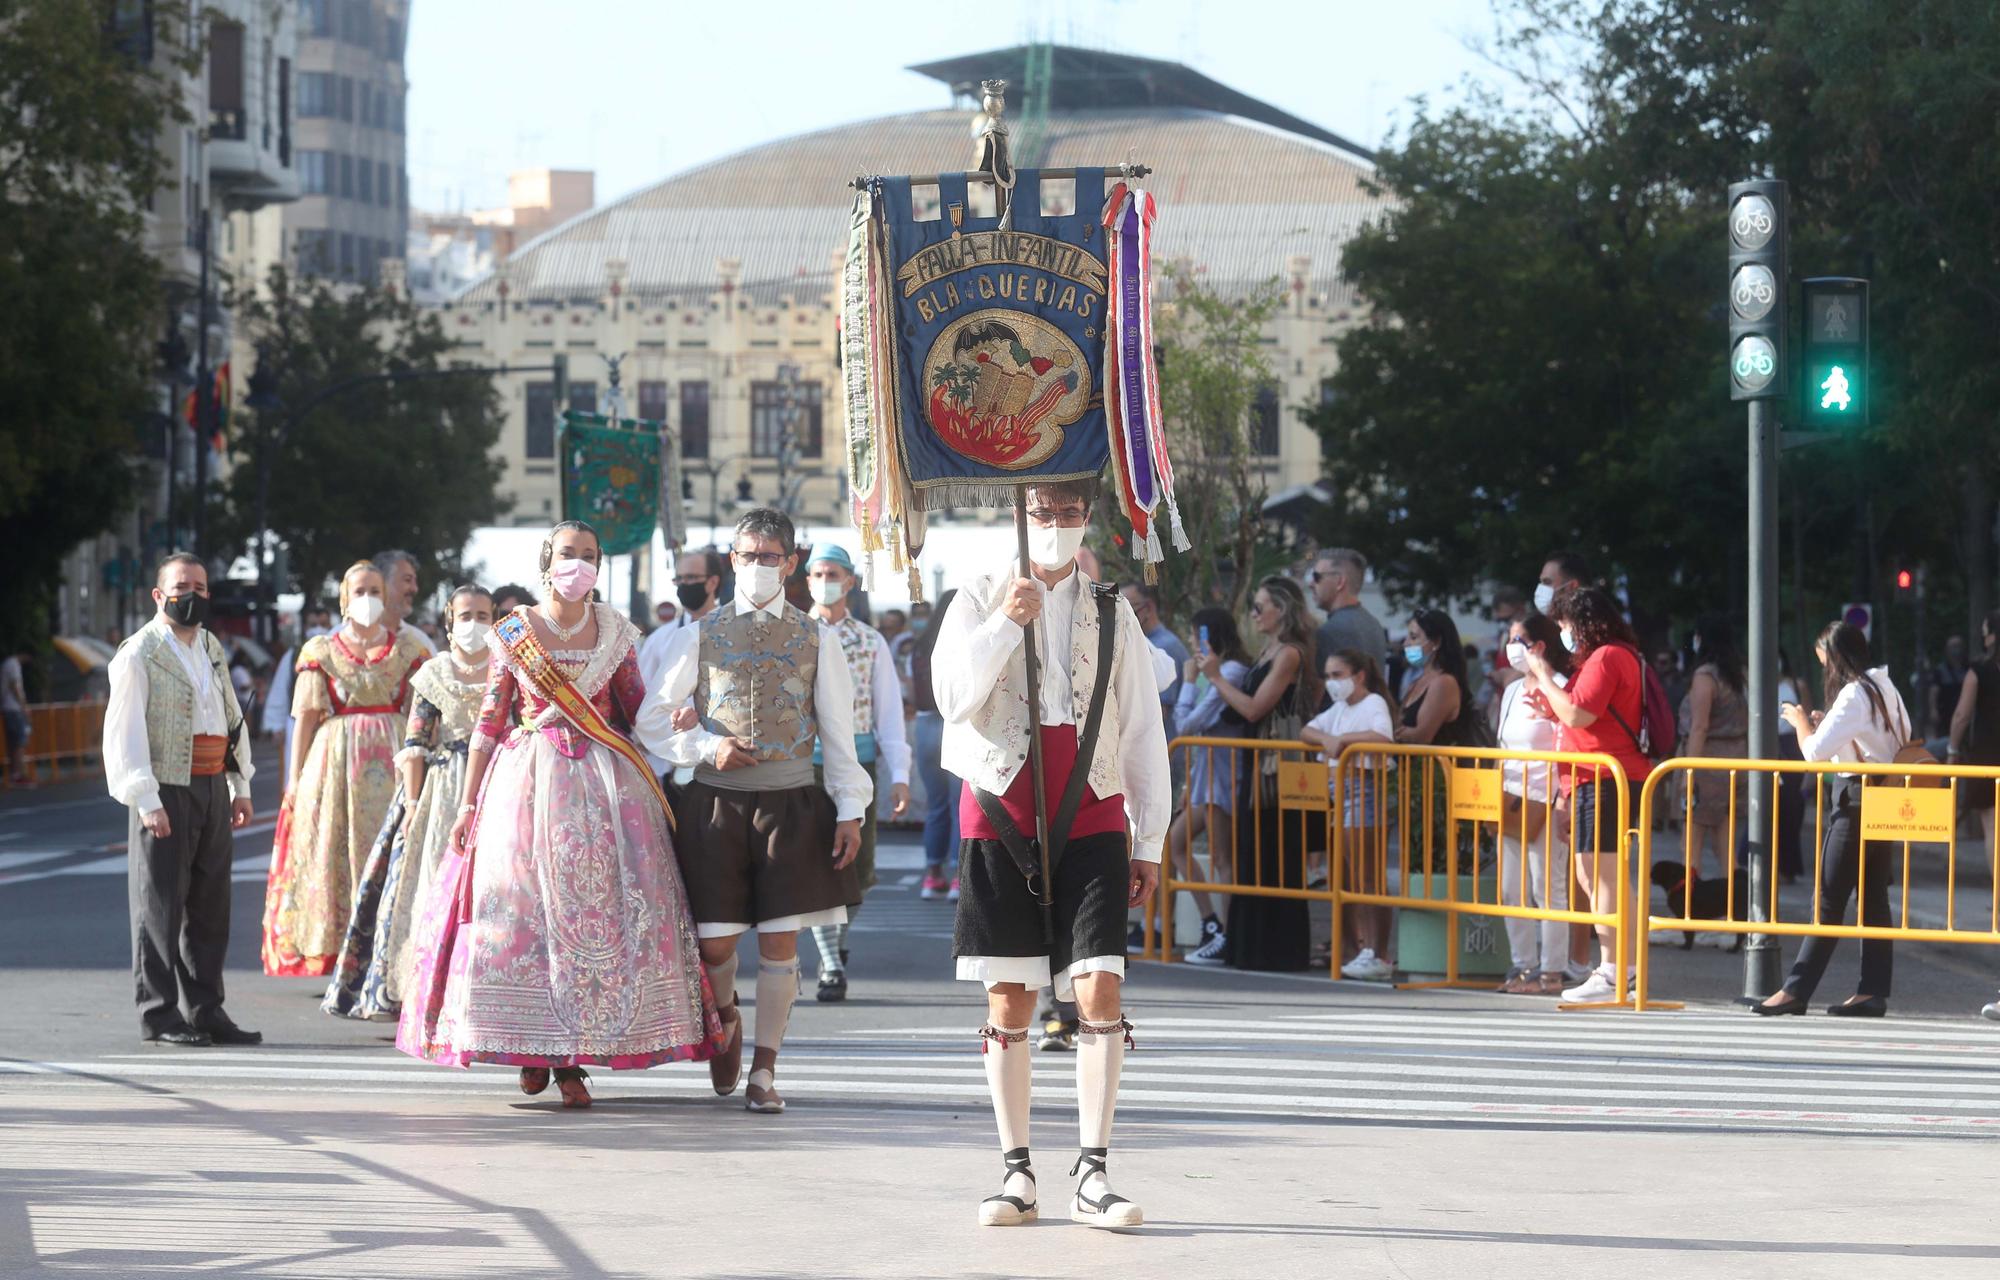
<box><xmin>1800</xmin><ymin>277</ymin><xmax>1868</xmax><ymax>427</ymax></box>
<box><xmin>1727</xmin><ymin>180</ymin><xmax>1787</xmax><ymax>401</ymax></box>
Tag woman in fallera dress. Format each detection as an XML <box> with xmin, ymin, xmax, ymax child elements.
<box><xmin>264</xmin><ymin>561</ymin><xmax>429</xmax><ymax>976</ymax></box>
<box><xmin>397</xmin><ymin>521</ymin><xmax>724</xmax><ymax>1108</ymax></box>
<box><xmin>324</xmin><ymin>585</ymin><xmax>497</xmax><ymax>1019</ymax></box>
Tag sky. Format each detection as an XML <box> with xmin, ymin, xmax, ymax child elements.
<box><xmin>405</xmin><ymin>0</ymin><xmax>1510</xmax><ymax>214</ymax></box>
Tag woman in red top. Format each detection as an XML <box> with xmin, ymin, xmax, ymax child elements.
<box><xmin>1523</xmin><ymin>586</ymin><xmax>1650</xmax><ymax>1003</ymax></box>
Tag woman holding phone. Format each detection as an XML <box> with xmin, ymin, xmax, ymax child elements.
<box><xmin>1756</xmin><ymin>621</ymin><xmax>1913</xmax><ymax>1017</ymax></box>
<box><xmin>1175</xmin><ymin>607</ymin><xmax>1251</xmax><ymax>963</ymax></box>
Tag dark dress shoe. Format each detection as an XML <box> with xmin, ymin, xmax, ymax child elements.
<box><xmin>193</xmin><ymin>1014</ymin><xmax>264</xmax><ymax>1045</ymax></box>
<box><xmin>144</xmin><ymin>1024</ymin><xmax>213</xmax><ymax>1047</ymax></box>
<box><xmin>1827</xmin><ymin>995</ymin><xmax>1887</xmax><ymax>1018</ymax></box>
<box><xmin>1751</xmin><ymin>994</ymin><xmax>1808</xmax><ymax>1016</ymax></box>
<box><xmin>816</xmin><ymin>973</ymin><xmax>848</xmax><ymax>1003</ymax></box>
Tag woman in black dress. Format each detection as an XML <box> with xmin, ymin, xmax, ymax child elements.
<box><xmin>1195</xmin><ymin>575</ymin><xmax>1322</xmax><ymax>971</ymax></box>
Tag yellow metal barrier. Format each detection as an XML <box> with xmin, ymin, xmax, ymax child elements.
<box><xmin>1151</xmin><ymin>735</ymin><xmax>1640</xmax><ymax>1010</ymax></box>
<box><xmin>1636</xmin><ymin>756</ymin><xmax>2000</xmax><ymax>1010</ymax></box>
<box><xmin>0</xmin><ymin>701</ymin><xmax>107</xmax><ymax>786</ymax></box>
<box><xmin>1332</xmin><ymin>742</ymin><xmax>1638</xmax><ymax>1009</ymax></box>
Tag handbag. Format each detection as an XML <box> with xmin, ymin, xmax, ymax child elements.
<box><xmin>1889</xmin><ymin>689</ymin><xmax>1944</xmax><ymax>787</ymax></box>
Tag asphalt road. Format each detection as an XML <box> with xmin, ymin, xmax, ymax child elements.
<box><xmin>4</xmin><ymin>746</ymin><xmax>2000</xmax><ymax>1277</ymax></box>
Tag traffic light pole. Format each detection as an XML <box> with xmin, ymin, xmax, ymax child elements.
<box><xmin>1741</xmin><ymin>397</ymin><xmax>1784</xmax><ymax>1001</ymax></box>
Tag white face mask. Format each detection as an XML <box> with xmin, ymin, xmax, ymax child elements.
<box><xmin>1326</xmin><ymin>677</ymin><xmax>1355</xmax><ymax>703</ymax></box>
<box><xmin>1533</xmin><ymin>583</ymin><xmax>1556</xmax><ymax>613</ymax></box>
<box><xmin>810</xmin><ymin>577</ymin><xmax>846</xmax><ymax>607</ymax></box>
<box><xmin>1026</xmin><ymin>524</ymin><xmax>1087</xmax><ymax>570</ymax></box>
<box><xmin>348</xmin><ymin>595</ymin><xmax>385</xmax><ymax>627</ymax></box>
<box><xmin>452</xmin><ymin>620</ymin><xmax>492</xmax><ymax>654</ymax></box>
<box><xmin>1506</xmin><ymin>641</ymin><xmax>1530</xmax><ymax>672</ymax></box>
<box><xmin>737</xmin><ymin>563</ymin><xmax>783</xmax><ymax>605</ymax></box>
<box><xmin>1559</xmin><ymin>627</ymin><xmax>1577</xmax><ymax>653</ymax></box>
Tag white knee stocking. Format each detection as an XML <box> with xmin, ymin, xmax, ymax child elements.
<box><xmin>704</xmin><ymin>950</ymin><xmax>740</xmax><ymax>1013</ymax></box>
<box><xmin>980</xmin><ymin>1024</ymin><xmax>1033</xmax><ymax>1151</ymax></box>
<box><xmin>753</xmin><ymin>956</ymin><xmax>799</xmax><ymax>1052</ymax></box>
<box><xmin>1074</xmin><ymin>1019</ymin><xmax>1130</xmax><ymax>1177</ymax></box>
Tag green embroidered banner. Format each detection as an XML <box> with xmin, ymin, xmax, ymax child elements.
<box><xmin>559</xmin><ymin>411</ymin><xmax>661</xmax><ymax>556</ymax></box>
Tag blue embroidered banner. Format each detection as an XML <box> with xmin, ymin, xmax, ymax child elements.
<box><xmin>878</xmin><ymin>168</ymin><xmax>1112</xmax><ymax>507</ymax></box>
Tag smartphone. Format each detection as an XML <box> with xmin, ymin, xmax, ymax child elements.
<box><xmin>1197</xmin><ymin>624</ymin><xmax>1210</xmax><ymax>657</ymax></box>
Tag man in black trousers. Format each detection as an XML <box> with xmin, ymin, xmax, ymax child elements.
<box><xmin>102</xmin><ymin>553</ymin><xmax>261</xmax><ymax>1047</ymax></box>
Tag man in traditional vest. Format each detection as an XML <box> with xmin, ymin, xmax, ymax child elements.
<box><xmin>802</xmin><ymin>543</ymin><xmax>911</xmax><ymax>1003</ymax></box>
<box><xmin>635</xmin><ymin>507</ymin><xmax>871</xmax><ymax>1115</ymax></box>
<box><xmin>103</xmin><ymin>553</ymin><xmax>260</xmax><ymax>1047</ymax></box>
<box><xmin>934</xmin><ymin>478</ymin><xmax>1168</xmax><ymax>1229</ymax></box>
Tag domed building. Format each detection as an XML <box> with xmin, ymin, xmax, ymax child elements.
<box><xmin>437</xmin><ymin>44</ymin><xmax>1386</xmax><ymax>531</ymax></box>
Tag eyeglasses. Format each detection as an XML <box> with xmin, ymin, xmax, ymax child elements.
<box><xmin>1025</xmin><ymin>506</ymin><xmax>1089</xmax><ymax>528</ymax></box>
<box><xmin>734</xmin><ymin>550</ymin><xmax>786</xmax><ymax>568</ymax></box>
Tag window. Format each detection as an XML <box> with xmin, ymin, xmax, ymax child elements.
<box><xmin>750</xmin><ymin>380</ymin><xmax>823</xmax><ymax>458</ymax></box>
<box><xmin>342</xmin><ymin>0</ymin><xmax>371</xmax><ymax>47</ymax></box>
<box><xmin>299</xmin><ymin>0</ymin><xmax>332</xmax><ymax>38</ymax></box>
<box><xmin>277</xmin><ymin>57</ymin><xmax>291</xmax><ymax>163</ymax></box>
<box><xmin>384</xmin><ymin>18</ymin><xmax>403</xmax><ymax>55</ymax></box>
<box><xmin>106</xmin><ymin>0</ymin><xmax>156</xmax><ymax>63</ymax></box>
<box><xmin>1251</xmin><ymin>383</ymin><xmax>1282</xmax><ymax>456</ymax></box>
<box><xmin>337</xmin><ymin>74</ymin><xmax>353</xmax><ymax>122</ymax></box>
<box><xmin>376</xmin><ymin>161</ymin><xmax>390</xmax><ymax>207</ymax></box>
<box><xmin>338</xmin><ymin>153</ymin><xmax>353</xmax><ymax>198</ymax></box>
<box><xmin>297</xmin><ymin>71</ymin><xmax>333</xmax><ymax>117</ymax></box>
<box><xmin>525</xmin><ymin>382</ymin><xmax>555</xmax><ymax>458</ymax></box>
<box><xmin>297</xmin><ymin>149</ymin><xmax>329</xmax><ymax>194</ymax></box>
<box><xmin>637</xmin><ymin>380</ymin><xmax>669</xmax><ymax>425</ymax></box>
<box><xmin>207</xmin><ymin>20</ymin><xmax>245</xmax><ymax>139</ymax></box>
<box><xmin>679</xmin><ymin>381</ymin><xmax>710</xmax><ymax>458</ymax></box>
<box><xmin>1319</xmin><ymin>377</ymin><xmax>1339</xmax><ymax>407</ymax></box>
<box><xmin>390</xmin><ymin>89</ymin><xmax>404</xmax><ymax>134</ymax></box>
<box><xmin>294</xmin><ymin>228</ymin><xmax>334</xmax><ymax>274</ymax></box>
<box><xmin>338</xmin><ymin>232</ymin><xmax>355</xmax><ymax>278</ymax></box>
<box><xmin>356</xmin><ymin>159</ymin><xmax>373</xmax><ymax>203</ymax></box>
<box><xmin>569</xmin><ymin>381</ymin><xmax>598</xmax><ymax>415</ymax></box>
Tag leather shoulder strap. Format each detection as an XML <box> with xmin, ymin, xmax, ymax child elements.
<box><xmin>1049</xmin><ymin>585</ymin><xmax>1121</xmax><ymax>856</ymax></box>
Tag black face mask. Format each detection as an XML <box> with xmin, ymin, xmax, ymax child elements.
<box><xmin>162</xmin><ymin>591</ymin><xmax>210</xmax><ymax>627</ymax></box>
<box><xmin>675</xmin><ymin>582</ymin><xmax>710</xmax><ymax>611</ymax></box>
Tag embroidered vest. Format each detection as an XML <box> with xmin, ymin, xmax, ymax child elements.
<box><xmin>129</xmin><ymin>626</ymin><xmax>240</xmax><ymax>789</ymax></box>
<box><xmin>697</xmin><ymin>604</ymin><xmax>821</xmax><ymax>763</ymax></box>
<box><xmin>937</xmin><ymin>570</ymin><xmax>1126</xmax><ymax>801</ymax></box>
<box><xmin>831</xmin><ymin>616</ymin><xmax>881</xmax><ymax>736</ymax></box>
<box><xmin>408</xmin><ymin>654</ymin><xmax>486</xmax><ymax>749</ymax></box>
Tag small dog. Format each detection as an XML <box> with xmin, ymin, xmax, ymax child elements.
<box><xmin>1650</xmin><ymin>860</ymin><xmax>1749</xmax><ymax>951</ymax></box>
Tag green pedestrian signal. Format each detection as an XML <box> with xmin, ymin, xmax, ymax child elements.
<box><xmin>1800</xmin><ymin>278</ymin><xmax>1867</xmax><ymax>426</ymax></box>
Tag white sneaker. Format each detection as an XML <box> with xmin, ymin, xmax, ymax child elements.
<box><xmin>1186</xmin><ymin>929</ymin><xmax>1228</xmax><ymax>965</ymax></box>
<box><xmin>1981</xmin><ymin>999</ymin><xmax>2000</xmax><ymax>1023</ymax></box>
<box><xmin>1562</xmin><ymin>968</ymin><xmax>1620</xmax><ymax>1002</ymax></box>
<box><xmin>1341</xmin><ymin>949</ymin><xmax>1393</xmax><ymax>982</ymax></box>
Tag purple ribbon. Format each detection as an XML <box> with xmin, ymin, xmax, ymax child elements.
<box><xmin>1118</xmin><ymin>200</ymin><xmax>1156</xmax><ymax>511</ymax></box>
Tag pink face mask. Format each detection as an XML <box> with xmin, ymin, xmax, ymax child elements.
<box><xmin>549</xmin><ymin>557</ymin><xmax>598</xmax><ymax>602</ymax></box>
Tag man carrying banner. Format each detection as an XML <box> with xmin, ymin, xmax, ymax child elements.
<box><xmin>934</xmin><ymin>478</ymin><xmax>1167</xmax><ymax>1229</ymax></box>
<box><xmin>635</xmin><ymin>508</ymin><xmax>870</xmax><ymax>1114</ymax></box>
<box><xmin>803</xmin><ymin>544</ymin><xmax>911</xmax><ymax>1003</ymax></box>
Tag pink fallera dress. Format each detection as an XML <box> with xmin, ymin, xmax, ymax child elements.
<box><xmin>397</xmin><ymin>606</ymin><xmax>724</xmax><ymax>1069</ymax></box>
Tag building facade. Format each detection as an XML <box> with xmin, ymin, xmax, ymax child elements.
<box><xmin>434</xmin><ymin>48</ymin><xmax>1387</xmax><ymax>531</ymax></box>
<box><xmin>285</xmin><ymin>0</ymin><xmax>409</xmax><ymax>285</ymax></box>
<box><xmin>58</xmin><ymin>0</ymin><xmax>303</xmax><ymax>643</ymax></box>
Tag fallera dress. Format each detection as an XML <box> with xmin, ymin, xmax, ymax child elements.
<box><xmin>397</xmin><ymin>605</ymin><xmax>724</xmax><ymax>1070</ymax></box>
<box><xmin>323</xmin><ymin>651</ymin><xmax>490</xmax><ymax>1019</ymax></box>
<box><xmin>263</xmin><ymin>626</ymin><xmax>427</xmax><ymax>977</ymax></box>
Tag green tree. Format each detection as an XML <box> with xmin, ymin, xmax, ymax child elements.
<box><xmin>1092</xmin><ymin>267</ymin><xmax>1286</xmax><ymax>624</ymax></box>
<box><xmin>0</xmin><ymin>2</ymin><xmax>197</xmax><ymax>651</ymax></box>
<box><xmin>220</xmin><ymin>267</ymin><xmax>509</xmax><ymax>608</ymax></box>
